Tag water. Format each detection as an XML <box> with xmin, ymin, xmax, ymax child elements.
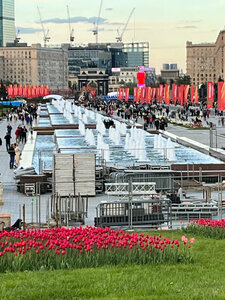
<box><xmin>32</xmin><ymin>101</ymin><xmax>224</xmax><ymax>171</ymax></box>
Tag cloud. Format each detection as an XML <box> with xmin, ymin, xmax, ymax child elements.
<box><xmin>18</xmin><ymin>27</ymin><xmax>43</xmax><ymax>34</ymax></box>
<box><xmin>105</xmin><ymin>8</ymin><xmax>113</xmax><ymax>11</ymax></box>
<box><xmin>176</xmin><ymin>25</ymin><xmax>198</xmax><ymax>29</ymax></box>
<box><xmin>40</xmin><ymin>16</ymin><xmax>107</xmax><ymax>25</ymax></box>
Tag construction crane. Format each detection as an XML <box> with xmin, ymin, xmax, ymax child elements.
<box><xmin>92</xmin><ymin>0</ymin><xmax>103</xmax><ymax>44</ymax></box>
<box><xmin>67</xmin><ymin>5</ymin><xmax>74</xmax><ymax>45</ymax></box>
<box><xmin>116</xmin><ymin>8</ymin><xmax>135</xmax><ymax>43</ymax></box>
<box><xmin>37</xmin><ymin>6</ymin><xmax>51</xmax><ymax>47</ymax></box>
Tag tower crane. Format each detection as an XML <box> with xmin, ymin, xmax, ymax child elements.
<box><xmin>37</xmin><ymin>6</ymin><xmax>51</xmax><ymax>47</ymax></box>
<box><xmin>116</xmin><ymin>8</ymin><xmax>135</xmax><ymax>43</ymax></box>
<box><xmin>92</xmin><ymin>0</ymin><xmax>103</xmax><ymax>44</ymax></box>
<box><xmin>67</xmin><ymin>5</ymin><xmax>74</xmax><ymax>45</ymax></box>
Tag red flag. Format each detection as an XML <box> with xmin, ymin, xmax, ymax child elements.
<box><xmin>18</xmin><ymin>85</ymin><xmax>23</xmax><ymax>96</ymax></box>
<box><xmin>156</xmin><ymin>88</ymin><xmax>160</xmax><ymax>101</ymax></box>
<box><xmin>117</xmin><ymin>88</ymin><xmax>121</xmax><ymax>100</ymax></box>
<box><xmin>152</xmin><ymin>88</ymin><xmax>156</xmax><ymax>100</ymax></box>
<box><xmin>23</xmin><ymin>85</ymin><xmax>27</xmax><ymax>97</ymax></box>
<box><xmin>195</xmin><ymin>86</ymin><xmax>199</xmax><ymax>104</ymax></box>
<box><xmin>40</xmin><ymin>85</ymin><xmax>44</xmax><ymax>97</ymax></box>
<box><xmin>125</xmin><ymin>88</ymin><xmax>129</xmax><ymax>101</ymax></box>
<box><xmin>134</xmin><ymin>87</ymin><xmax>138</xmax><ymax>102</ymax></box>
<box><xmin>190</xmin><ymin>86</ymin><xmax>195</xmax><ymax>103</ymax></box>
<box><xmin>27</xmin><ymin>86</ymin><xmax>32</xmax><ymax>98</ymax></box>
<box><xmin>218</xmin><ymin>81</ymin><xmax>225</xmax><ymax>111</ymax></box>
<box><xmin>159</xmin><ymin>84</ymin><xmax>164</xmax><ymax>100</ymax></box>
<box><xmin>146</xmin><ymin>87</ymin><xmax>151</xmax><ymax>103</ymax></box>
<box><xmin>13</xmin><ymin>84</ymin><xmax>18</xmax><ymax>97</ymax></box>
<box><xmin>7</xmin><ymin>85</ymin><xmax>13</xmax><ymax>97</ymax></box>
<box><xmin>184</xmin><ymin>85</ymin><xmax>190</xmax><ymax>103</ymax></box>
<box><xmin>178</xmin><ymin>85</ymin><xmax>184</xmax><ymax>106</ymax></box>
<box><xmin>140</xmin><ymin>87</ymin><xmax>146</xmax><ymax>103</ymax></box>
<box><xmin>164</xmin><ymin>84</ymin><xmax>170</xmax><ymax>105</ymax></box>
<box><xmin>31</xmin><ymin>85</ymin><xmax>36</xmax><ymax>98</ymax></box>
<box><xmin>172</xmin><ymin>84</ymin><xmax>178</xmax><ymax>103</ymax></box>
<box><xmin>207</xmin><ymin>81</ymin><xmax>214</xmax><ymax>108</ymax></box>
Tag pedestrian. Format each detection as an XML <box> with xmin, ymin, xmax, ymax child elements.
<box><xmin>21</xmin><ymin>126</ymin><xmax>27</xmax><ymax>143</ymax></box>
<box><xmin>14</xmin><ymin>143</ymin><xmax>21</xmax><ymax>168</ymax></box>
<box><xmin>7</xmin><ymin>123</ymin><xmax>12</xmax><ymax>134</ymax></box>
<box><xmin>4</xmin><ymin>132</ymin><xmax>11</xmax><ymax>151</ymax></box>
<box><xmin>8</xmin><ymin>144</ymin><xmax>15</xmax><ymax>169</ymax></box>
<box><xmin>15</xmin><ymin>126</ymin><xmax>21</xmax><ymax>143</ymax></box>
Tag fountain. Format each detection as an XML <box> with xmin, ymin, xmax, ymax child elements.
<box><xmin>85</xmin><ymin>129</ymin><xmax>96</xmax><ymax>146</ymax></box>
<box><xmin>79</xmin><ymin>120</ymin><xmax>86</xmax><ymax>136</ymax></box>
<box><xmin>166</xmin><ymin>138</ymin><xmax>176</xmax><ymax>161</ymax></box>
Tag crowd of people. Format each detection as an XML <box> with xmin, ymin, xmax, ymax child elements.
<box><xmin>77</xmin><ymin>97</ymin><xmax>218</xmax><ymax>130</ymax></box>
<box><xmin>0</xmin><ymin>103</ymin><xmax>37</xmax><ymax>169</ymax></box>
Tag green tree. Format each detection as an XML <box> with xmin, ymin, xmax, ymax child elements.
<box><xmin>176</xmin><ymin>75</ymin><xmax>191</xmax><ymax>86</ymax></box>
<box><xmin>0</xmin><ymin>79</ymin><xmax>8</xmax><ymax>100</ymax></box>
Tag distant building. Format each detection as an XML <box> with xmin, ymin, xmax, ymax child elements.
<box><xmin>109</xmin><ymin>67</ymin><xmax>138</xmax><ymax>92</ymax></box>
<box><xmin>160</xmin><ymin>64</ymin><xmax>179</xmax><ymax>84</ymax></box>
<box><xmin>64</xmin><ymin>42</ymin><xmax>149</xmax><ymax>78</ymax></box>
<box><xmin>78</xmin><ymin>68</ymin><xmax>109</xmax><ymax>96</ymax></box>
<box><xmin>215</xmin><ymin>30</ymin><xmax>225</xmax><ymax>81</ymax></box>
<box><xmin>186</xmin><ymin>41</ymin><xmax>216</xmax><ymax>86</ymax></box>
<box><xmin>123</xmin><ymin>42</ymin><xmax>149</xmax><ymax>68</ymax></box>
<box><xmin>0</xmin><ymin>0</ymin><xmax>15</xmax><ymax>46</ymax></box>
<box><xmin>0</xmin><ymin>44</ymin><xmax>68</xmax><ymax>89</ymax></box>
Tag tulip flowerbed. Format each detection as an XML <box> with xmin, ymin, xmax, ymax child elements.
<box><xmin>183</xmin><ymin>218</ymin><xmax>225</xmax><ymax>239</ymax></box>
<box><xmin>0</xmin><ymin>227</ymin><xmax>194</xmax><ymax>272</ymax></box>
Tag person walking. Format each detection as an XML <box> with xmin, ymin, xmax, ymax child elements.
<box><xmin>15</xmin><ymin>126</ymin><xmax>21</xmax><ymax>143</ymax></box>
<box><xmin>8</xmin><ymin>144</ymin><xmax>15</xmax><ymax>169</ymax></box>
<box><xmin>14</xmin><ymin>143</ymin><xmax>21</xmax><ymax>168</ymax></box>
<box><xmin>21</xmin><ymin>126</ymin><xmax>27</xmax><ymax>143</ymax></box>
<box><xmin>4</xmin><ymin>132</ymin><xmax>11</xmax><ymax>151</ymax></box>
<box><xmin>7</xmin><ymin>123</ymin><xmax>12</xmax><ymax>134</ymax></box>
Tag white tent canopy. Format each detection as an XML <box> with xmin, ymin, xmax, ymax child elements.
<box><xmin>43</xmin><ymin>94</ymin><xmax>64</xmax><ymax>101</ymax></box>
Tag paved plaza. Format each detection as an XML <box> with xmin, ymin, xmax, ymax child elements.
<box><xmin>0</xmin><ymin>108</ymin><xmax>225</xmax><ymax>226</ymax></box>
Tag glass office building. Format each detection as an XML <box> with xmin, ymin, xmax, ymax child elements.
<box><xmin>123</xmin><ymin>42</ymin><xmax>149</xmax><ymax>68</ymax></box>
<box><xmin>0</xmin><ymin>0</ymin><xmax>15</xmax><ymax>46</ymax></box>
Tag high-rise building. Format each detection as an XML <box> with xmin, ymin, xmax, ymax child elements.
<box><xmin>186</xmin><ymin>41</ymin><xmax>216</xmax><ymax>86</ymax></box>
<box><xmin>123</xmin><ymin>42</ymin><xmax>149</xmax><ymax>68</ymax></box>
<box><xmin>0</xmin><ymin>0</ymin><xmax>15</xmax><ymax>46</ymax></box>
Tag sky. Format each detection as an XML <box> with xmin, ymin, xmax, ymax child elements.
<box><xmin>15</xmin><ymin>0</ymin><xmax>225</xmax><ymax>74</ymax></box>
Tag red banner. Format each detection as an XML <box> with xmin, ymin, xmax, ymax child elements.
<box><xmin>184</xmin><ymin>85</ymin><xmax>190</xmax><ymax>103</ymax></box>
<box><xmin>140</xmin><ymin>87</ymin><xmax>146</xmax><ymax>103</ymax></box>
<box><xmin>117</xmin><ymin>88</ymin><xmax>122</xmax><ymax>100</ymax></box>
<box><xmin>152</xmin><ymin>88</ymin><xmax>156</xmax><ymax>100</ymax></box>
<box><xmin>125</xmin><ymin>88</ymin><xmax>129</xmax><ymax>101</ymax></box>
<box><xmin>207</xmin><ymin>81</ymin><xmax>214</xmax><ymax>108</ymax></box>
<box><xmin>190</xmin><ymin>86</ymin><xmax>194</xmax><ymax>103</ymax></box>
<box><xmin>218</xmin><ymin>81</ymin><xmax>225</xmax><ymax>111</ymax></box>
<box><xmin>195</xmin><ymin>86</ymin><xmax>199</xmax><ymax>104</ymax></box>
<box><xmin>159</xmin><ymin>84</ymin><xmax>164</xmax><ymax>100</ymax></box>
<box><xmin>178</xmin><ymin>85</ymin><xmax>184</xmax><ymax>106</ymax></box>
<box><xmin>172</xmin><ymin>84</ymin><xmax>178</xmax><ymax>103</ymax></box>
<box><xmin>156</xmin><ymin>88</ymin><xmax>160</xmax><ymax>101</ymax></box>
<box><xmin>133</xmin><ymin>87</ymin><xmax>138</xmax><ymax>102</ymax></box>
<box><xmin>146</xmin><ymin>87</ymin><xmax>151</xmax><ymax>103</ymax></box>
<box><xmin>164</xmin><ymin>84</ymin><xmax>170</xmax><ymax>105</ymax></box>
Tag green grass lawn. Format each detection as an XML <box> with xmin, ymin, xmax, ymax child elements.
<box><xmin>0</xmin><ymin>230</ymin><xmax>224</xmax><ymax>300</ymax></box>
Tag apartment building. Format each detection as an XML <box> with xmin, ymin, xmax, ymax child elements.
<box><xmin>0</xmin><ymin>44</ymin><xmax>68</xmax><ymax>89</ymax></box>
<box><xmin>186</xmin><ymin>41</ymin><xmax>216</xmax><ymax>86</ymax></box>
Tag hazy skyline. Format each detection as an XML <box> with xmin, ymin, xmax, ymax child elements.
<box><xmin>16</xmin><ymin>0</ymin><xmax>225</xmax><ymax>73</ymax></box>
